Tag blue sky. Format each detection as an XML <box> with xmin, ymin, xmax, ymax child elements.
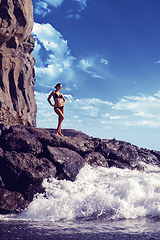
<box><xmin>32</xmin><ymin>0</ymin><xmax>160</xmax><ymax>150</ymax></box>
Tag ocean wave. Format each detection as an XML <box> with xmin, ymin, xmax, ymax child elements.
<box><xmin>8</xmin><ymin>164</ymin><xmax>159</xmax><ymax>222</ymax></box>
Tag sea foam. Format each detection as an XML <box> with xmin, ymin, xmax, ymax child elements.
<box><xmin>12</xmin><ymin>163</ymin><xmax>160</xmax><ymax>222</ymax></box>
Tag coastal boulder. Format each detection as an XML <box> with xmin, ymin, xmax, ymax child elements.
<box><xmin>150</xmin><ymin>150</ymin><xmax>160</xmax><ymax>162</ymax></box>
<box><xmin>99</xmin><ymin>139</ymin><xmax>160</xmax><ymax>170</ymax></box>
<box><xmin>85</xmin><ymin>152</ymin><xmax>109</xmax><ymax>168</ymax></box>
<box><xmin>0</xmin><ymin>188</ymin><xmax>29</xmax><ymax>214</ymax></box>
<box><xmin>48</xmin><ymin>132</ymin><xmax>95</xmax><ymax>156</ymax></box>
<box><xmin>0</xmin><ymin>151</ymin><xmax>57</xmax><ymax>200</ymax></box>
<box><xmin>47</xmin><ymin>146</ymin><xmax>86</xmax><ymax>181</ymax></box>
<box><xmin>2</xmin><ymin>127</ymin><xmax>43</xmax><ymax>156</ymax></box>
<box><xmin>26</xmin><ymin>127</ymin><xmax>54</xmax><ymax>146</ymax></box>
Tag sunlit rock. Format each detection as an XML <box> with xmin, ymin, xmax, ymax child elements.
<box><xmin>0</xmin><ymin>0</ymin><xmax>37</xmax><ymax>126</ymax></box>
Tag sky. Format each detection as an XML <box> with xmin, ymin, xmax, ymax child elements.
<box><xmin>31</xmin><ymin>0</ymin><xmax>160</xmax><ymax>150</ymax></box>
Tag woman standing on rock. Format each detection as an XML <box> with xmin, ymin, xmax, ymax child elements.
<box><xmin>47</xmin><ymin>83</ymin><xmax>66</xmax><ymax>136</ymax></box>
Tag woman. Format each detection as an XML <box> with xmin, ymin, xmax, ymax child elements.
<box><xmin>47</xmin><ymin>83</ymin><xmax>66</xmax><ymax>136</ymax></box>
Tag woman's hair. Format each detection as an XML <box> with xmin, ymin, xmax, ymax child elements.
<box><xmin>55</xmin><ymin>83</ymin><xmax>62</xmax><ymax>89</ymax></box>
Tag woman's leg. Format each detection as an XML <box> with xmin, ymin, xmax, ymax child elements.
<box><xmin>54</xmin><ymin>107</ymin><xmax>64</xmax><ymax>136</ymax></box>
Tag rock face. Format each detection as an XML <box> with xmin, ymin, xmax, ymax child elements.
<box><xmin>0</xmin><ymin>0</ymin><xmax>37</xmax><ymax>127</ymax></box>
<box><xmin>0</xmin><ymin>124</ymin><xmax>160</xmax><ymax>214</ymax></box>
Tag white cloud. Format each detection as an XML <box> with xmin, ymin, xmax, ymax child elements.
<box><xmin>35</xmin><ymin>0</ymin><xmax>64</xmax><ymax>14</ymax></box>
<box><xmin>110</xmin><ymin>116</ymin><xmax>121</xmax><ymax>120</ymax></box>
<box><xmin>66</xmin><ymin>14</ymin><xmax>81</xmax><ymax>20</ymax></box>
<box><xmin>74</xmin><ymin>0</ymin><xmax>87</xmax><ymax>10</ymax></box>
<box><xmin>34</xmin><ymin>1</ymin><xmax>50</xmax><ymax>16</ymax></box>
<box><xmin>78</xmin><ymin>59</ymin><xmax>92</xmax><ymax>71</ymax></box>
<box><xmin>34</xmin><ymin>0</ymin><xmax>87</xmax><ymax>17</ymax></box>
<box><xmin>112</xmin><ymin>94</ymin><xmax>160</xmax><ymax>128</ymax></box>
<box><xmin>72</xmin><ymin>98</ymin><xmax>112</xmax><ymax>118</ymax></box>
<box><xmin>41</xmin><ymin>0</ymin><xmax>87</xmax><ymax>9</ymax></box>
<box><xmin>64</xmin><ymin>94</ymin><xmax>73</xmax><ymax>99</ymax></box>
<box><xmin>33</xmin><ymin>23</ymin><xmax>68</xmax><ymax>54</ymax></box>
<box><xmin>113</xmin><ymin>94</ymin><xmax>160</xmax><ymax>116</ymax></box>
<box><xmin>32</xmin><ymin>23</ymin><xmax>107</xmax><ymax>90</ymax></box>
<box><xmin>155</xmin><ymin>60</ymin><xmax>160</xmax><ymax>64</ymax></box>
<box><xmin>32</xmin><ymin>23</ymin><xmax>76</xmax><ymax>87</ymax></box>
<box><xmin>154</xmin><ymin>91</ymin><xmax>160</xmax><ymax>98</ymax></box>
<box><xmin>35</xmin><ymin>64</ymin><xmax>63</xmax><ymax>78</ymax></box>
<box><xmin>101</xmin><ymin>113</ymin><xmax>110</xmax><ymax>118</ymax></box>
<box><xmin>78</xmin><ymin>58</ymin><xmax>104</xmax><ymax>79</ymax></box>
<box><xmin>44</xmin><ymin>0</ymin><xmax>64</xmax><ymax>7</ymax></box>
<box><xmin>101</xmin><ymin>59</ymin><xmax>108</xmax><ymax>65</ymax></box>
<box><xmin>137</xmin><ymin>120</ymin><xmax>160</xmax><ymax>128</ymax></box>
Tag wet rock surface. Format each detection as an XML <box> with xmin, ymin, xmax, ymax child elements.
<box><xmin>0</xmin><ymin>188</ymin><xmax>29</xmax><ymax>214</ymax></box>
<box><xmin>47</xmin><ymin>146</ymin><xmax>86</xmax><ymax>181</ymax></box>
<box><xmin>0</xmin><ymin>124</ymin><xmax>160</xmax><ymax>214</ymax></box>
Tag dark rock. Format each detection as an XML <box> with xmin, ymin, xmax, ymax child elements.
<box><xmin>0</xmin><ymin>151</ymin><xmax>56</xmax><ymax>200</ymax></box>
<box><xmin>100</xmin><ymin>140</ymin><xmax>159</xmax><ymax>170</ymax></box>
<box><xmin>10</xmin><ymin>124</ymin><xmax>26</xmax><ymax>132</ymax></box>
<box><xmin>2</xmin><ymin>128</ymin><xmax>43</xmax><ymax>155</ymax></box>
<box><xmin>0</xmin><ymin>188</ymin><xmax>29</xmax><ymax>214</ymax></box>
<box><xmin>47</xmin><ymin>146</ymin><xmax>86</xmax><ymax>181</ymax></box>
<box><xmin>23</xmin><ymin>180</ymin><xmax>45</xmax><ymax>202</ymax></box>
<box><xmin>0</xmin><ymin>125</ymin><xmax>9</xmax><ymax>147</ymax></box>
<box><xmin>102</xmin><ymin>148</ymin><xmax>133</xmax><ymax>169</ymax></box>
<box><xmin>27</xmin><ymin>128</ymin><xmax>98</xmax><ymax>157</ymax></box>
<box><xmin>0</xmin><ymin>176</ymin><xmax>5</xmax><ymax>188</ymax></box>
<box><xmin>151</xmin><ymin>150</ymin><xmax>160</xmax><ymax>161</ymax></box>
<box><xmin>137</xmin><ymin>148</ymin><xmax>159</xmax><ymax>166</ymax></box>
<box><xmin>26</xmin><ymin>127</ymin><xmax>54</xmax><ymax>146</ymax></box>
<box><xmin>107</xmin><ymin>159</ymin><xmax>133</xmax><ymax>169</ymax></box>
<box><xmin>85</xmin><ymin>152</ymin><xmax>109</xmax><ymax>168</ymax></box>
<box><xmin>0</xmin><ymin>146</ymin><xmax>3</xmax><ymax>153</ymax></box>
<box><xmin>0</xmin><ymin>124</ymin><xmax>10</xmax><ymax>131</ymax></box>
<box><xmin>48</xmin><ymin>128</ymin><xmax>92</xmax><ymax>138</ymax></box>
<box><xmin>49</xmin><ymin>132</ymin><xmax>95</xmax><ymax>156</ymax></box>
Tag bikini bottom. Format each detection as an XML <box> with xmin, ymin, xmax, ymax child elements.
<box><xmin>54</xmin><ymin>106</ymin><xmax>64</xmax><ymax>110</ymax></box>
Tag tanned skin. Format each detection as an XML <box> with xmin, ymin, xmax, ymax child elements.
<box><xmin>47</xmin><ymin>84</ymin><xmax>66</xmax><ymax>136</ymax></box>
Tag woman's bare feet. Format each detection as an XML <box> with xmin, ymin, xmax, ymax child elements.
<box><xmin>56</xmin><ymin>132</ymin><xmax>63</xmax><ymax>137</ymax></box>
<box><xmin>59</xmin><ymin>133</ymin><xmax>63</xmax><ymax>136</ymax></box>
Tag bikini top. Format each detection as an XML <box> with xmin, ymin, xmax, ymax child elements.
<box><xmin>54</xmin><ymin>92</ymin><xmax>63</xmax><ymax>99</ymax></box>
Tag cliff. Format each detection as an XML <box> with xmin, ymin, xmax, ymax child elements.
<box><xmin>0</xmin><ymin>0</ymin><xmax>37</xmax><ymax>127</ymax></box>
<box><xmin>0</xmin><ymin>124</ymin><xmax>160</xmax><ymax>214</ymax></box>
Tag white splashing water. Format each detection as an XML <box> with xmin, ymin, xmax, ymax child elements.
<box><xmin>2</xmin><ymin>164</ymin><xmax>160</xmax><ymax>222</ymax></box>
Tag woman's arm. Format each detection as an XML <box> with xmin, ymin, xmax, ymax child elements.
<box><xmin>61</xmin><ymin>94</ymin><xmax>66</xmax><ymax>106</ymax></box>
<box><xmin>47</xmin><ymin>91</ymin><xmax>54</xmax><ymax>107</ymax></box>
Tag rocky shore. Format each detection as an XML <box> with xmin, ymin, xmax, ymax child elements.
<box><xmin>0</xmin><ymin>124</ymin><xmax>160</xmax><ymax>214</ymax></box>
<box><xmin>0</xmin><ymin>0</ymin><xmax>159</xmax><ymax>217</ymax></box>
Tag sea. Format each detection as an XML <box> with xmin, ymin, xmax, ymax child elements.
<box><xmin>1</xmin><ymin>164</ymin><xmax>160</xmax><ymax>240</ymax></box>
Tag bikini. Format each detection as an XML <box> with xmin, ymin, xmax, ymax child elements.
<box><xmin>54</xmin><ymin>92</ymin><xmax>64</xmax><ymax>110</ymax></box>
<box><xmin>55</xmin><ymin>93</ymin><xmax>63</xmax><ymax>99</ymax></box>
